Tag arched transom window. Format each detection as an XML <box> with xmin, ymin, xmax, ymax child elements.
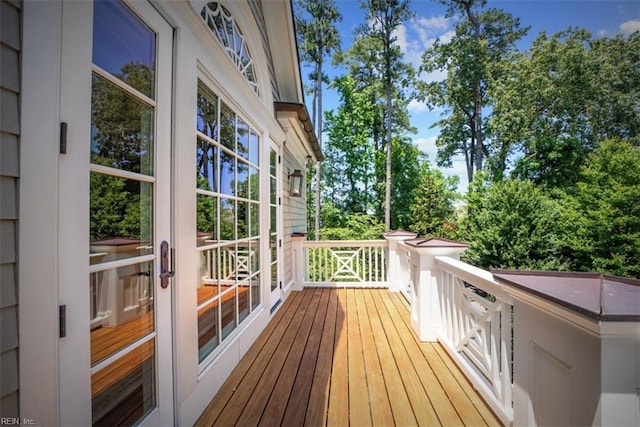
<box><xmin>201</xmin><ymin>2</ymin><xmax>259</xmax><ymax>96</ymax></box>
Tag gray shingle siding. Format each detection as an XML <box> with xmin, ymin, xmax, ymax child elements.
<box><xmin>0</xmin><ymin>0</ymin><xmax>20</xmax><ymax>418</ymax></box>
<box><xmin>282</xmin><ymin>147</ymin><xmax>306</xmax><ymax>286</ymax></box>
<box><xmin>248</xmin><ymin>0</ymin><xmax>280</xmax><ymax>102</ymax></box>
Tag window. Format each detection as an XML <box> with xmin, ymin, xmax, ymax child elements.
<box><xmin>196</xmin><ymin>80</ymin><xmax>261</xmax><ymax>364</ymax></box>
<box><xmin>201</xmin><ymin>2</ymin><xmax>259</xmax><ymax>96</ymax></box>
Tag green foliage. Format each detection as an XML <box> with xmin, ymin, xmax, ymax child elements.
<box><xmin>319</xmin><ymin>203</ymin><xmax>386</xmax><ymax>240</ymax></box>
<box><xmin>570</xmin><ymin>139</ymin><xmax>640</xmax><ymax>277</ymax></box>
<box><xmin>408</xmin><ymin>168</ymin><xmax>459</xmax><ymax>239</ymax></box>
<box><xmin>461</xmin><ymin>176</ymin><xmax>573</xmax><ymax>270</ymax></box>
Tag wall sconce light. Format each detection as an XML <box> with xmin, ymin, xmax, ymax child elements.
<box><xmin>289</xmin><ymin>169</ymin><xmax>304</xmax><ymax>197</ymax></box>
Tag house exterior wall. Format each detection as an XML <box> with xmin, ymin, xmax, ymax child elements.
<box><xmin>0</xmin><ymin>0</ymin><xmax>21</xmax><ymax>418</ymax></box>
<box><xmin>248</xmin><ymin>0</ymin><xmax>280</xmax><ymax>103</ymax></box>
<box><xmin>282</xmin><ymin>146</ymin><xmax>307</xmax><ymax>289</ymax></box>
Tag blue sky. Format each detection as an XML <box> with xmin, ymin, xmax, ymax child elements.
<box><xmin>300</xmin><ymin>0</ymin><xmax>640</xmax><ymax>193</ymax></box>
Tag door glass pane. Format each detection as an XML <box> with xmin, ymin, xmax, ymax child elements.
<box><xmin>249</xmin><ymin>166</ymin><xmax>259</xmax><ymax>201</ymax></box>
<box><xmin>198</xmin><ymin>249</ymin><xmax>219</xmax><ymax>304</ymax></box>
<box><xmin>92</xmin><ymin>0</ymin><xmax>156</xmax><ymax>98</ymax></box>
<box><xmin>91</xmin><ymin>74</ymin><xmax>154</xmax><ymax>175</ymax></box>
<box><xmin>196</xmin><ymin>139</ymin><xmax>217</xmax><ymax>192</ymax></box>
<box><xmin>237</xmin><ymin>160</ymin><xmax>249</xmax><ymax>198</ymax></box>
<box><xmin>220</xmin><ymin>151</ymin><xmax>235</xmax><ymax>196</ymax></box>
<box><xmin>91</xmin><ymin>339</ymin><xmax>156</xmax><ymax>425</ymax></box>
<box><xmin>249</xmin><ymin>131</ymin><xmax>259</xmax><ymax>166</ymax></box>
<box><xmin>90</xmin><ymin>174</ymin><xmax>153</xmax><ymax>264</ymax></box>
<box><xmin>250</xmin><ymin>274</ymin><xmax>260</xmax><ymax>310</ymax></box>
<box><xmin>219</xmin><ymin>198</ymin><xmax>235</xmax><ymax>241</ymax></box>
<box><xmin>196</xmin><ymin>194</ymin><xmax>217</xmax><ymax>246</ymax></box>
<box><xmin>197</xmin><ymin>82</ymin><xmax>218</xmax><ymax>139</ymax></box>
<box><xmin>238</xmin><ymin>283</ymin><xmax>250</xmax><ymax>323</ymax></box>
<box><xmin>220</xmin><ymin>102</ymin><xmax>235</xmax><ymax>151</ymax></box>
<box><xmin>220</xmin><ymin>289</ymin><xmax>236</xmax><ymax>340</ymax></box>
<box><xmin>236</xmin><ymin>118</ymin><xmax>249</xmax><ymax>160</ymax></box>
<box><xmin>270</xmin><ymin>263</ymin><xmax>277</xmax><ymax>292</ymax></box>
<box><xmin>90</xmin><ymin>261</ymin><xmax>154</xmax><ymax>365</ymax></box>
<box><xmin>198</xmin><ymin>299</ymin><xmax>219</xmax><ymax>363</ymax></box>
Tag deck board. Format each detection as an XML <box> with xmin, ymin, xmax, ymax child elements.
<box><xmin>195</xmin><ymin>288</ymin><xmax>501</xmax><ymax>427</ymax></box>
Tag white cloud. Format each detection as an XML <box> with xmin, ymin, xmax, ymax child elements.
<box><xmin>408</xmin><ymin>99</ymin><xmax>429</xmax><ymax>113</ymax></box>
<box><xmin>620</xmin><ymin>20</ymin><xmax>640</xmax><ymax>36</ymax></box>
<box><xmin>414</xmin><ymin>136</ymin><xmax>438</xmax><ymax>159</ymax></box>
<box><xmin>598</xmin><ymin>29</ymin><xmax>608</xmax><ymax>38</ymax></box>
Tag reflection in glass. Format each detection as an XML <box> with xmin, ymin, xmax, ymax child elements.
<box><xmin>249</xmin><ymin>203</ymin><xmax>259</xmax><ymax>237</ymax></box>
<box><xmin>90</xmin><ymin>261</ymin><xmax>154</xmax><ymax>365</ymax></box>
<box><xmin>220</xmin><ymin>102</ymin><xmax>235</xmax><ymax>151</ymax></box>
<box><xmin>91</xmin><ymin>339</ymin><xmax>156</xmax><ymax>426</ymax></box>
<box><xmin>249</xmin><ymin>131</ymin><xmax>259</xmax><ymax>166</ymax></box>
<box><xmin>271</xmin><ymin>263</ymin><xmax>278</xmax><ymax>292</ymax></box>
<box><xmin>270</xmin><ymin>177</ymin><xmax>277</xmax><ymax>205</ymax></box>
<box><xmin>91</xmin><ymin>74</ymin><xmax>154</xmax><ymax>175</ymax></box>
<box><xmin>221</xmin><ymin>289</ymin><xmax>237</xmax><ymax>340</ymax></box>
<box><xmin>270</xmin><ymin>206</ymin><xmax>277</xmax><ymax>235</ymax></box>
<box><xmin>90</xmin><ymin>173</ymin><xmax>153</xmax><ymax>264</ymax></box>
<box><xmin>92</xmin><ymin>0</ymin><xmax>155</xmax><ymax>98</ymax></box>
<box><xmin>219</xmin><ymin>198</ymin><xmax>235</xmax><ymax>241</ymax></box>
<box><xmin>220</xmin><ymin>244</ymin><xmax>236</xmax><ymax>283</ymax></box>
<box><xmin>238</xmin><ymin>283</ymin><xmax>250</xmax><ymax>323</ymax></box>
<box><xmin>249</xmin><ymin>166</ymin><xmax>259</xmax><ymax>201</ymax></box>
<box><xmin>198</xmin><ymin>249</ymin><xmax>219</xmax><ymax>304</ymax></box>
<box><xmin>237</xmin><ymin>160</ymin><xmax>248</xmax><ymax>198</ymax></box>
<box><xmin>249</xmin><ymin>240</ymin><xmax>259</xmax><ymax>274</ymax></box>
<box><xmin>197</xmin><ymin>139</ymin><xmax>217</xmax><ymax>192</ymax></box>
<box><xmin>237</xmin><ymin>201</ymin><xmax>248</xmax><ymax>239</ymax></box>
<box><xmin>220</xmin><ymin>151</ymin><xmax>235</xmax><ymax>195</ymax></box>
<box><xmin>237</xmin><ymin>118</ymin><xmax>249</xmax><ymax>160</ymax></box>
<box><xmin>197</xmin><ymin>81</ymin><xmax>218</xmax><ymax>139</ymax></box>
<box><xmin>198</xmin><ymin>299</ymin><xmax>219</xmax><ymax>362</ymax></box>
<box><xmin>270</xmin><ymin>149</ymin><xmax>276</xmax><ymax>176</ymax></box>
<box><xmin>197</xmin><ymin>194</ymin><xmax>217</xmax><ymax>246</ymax></box>
<box><xmin>250</xmin><ymin>273</ymin><xmax>260</xmax><ymax>310</ymax></box>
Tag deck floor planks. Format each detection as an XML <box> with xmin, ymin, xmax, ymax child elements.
<box><xmin>346</xmin><ymin>288</ymin><xmax>373</xmax><ymax>425</ymax></box>
<box><xmin>259</xmin><ymin>288</ymin><xmax>327</xmax><ymax>425</ymax></box>
<box><xmin>326</xmin><ymin>289</ymin><xmax>349</xmax><ymax>426</ymax></box>
<box><xmin>301</xmin><ymin>288</ymin><xmax>339</xmax><ymax>426</ymax></box>
<box><xmin>361</xmin><ymin>289</ymin><xmax>417</xmax><ymax>426</ymax></box>
<box><xmin>354</xmin><ymin>289</ymin><xmax>395</xmax><ymax>426</ymax></box>
<box><xmin>233</xmin><ymin>289</ymin><xmax>321</xmax><ymax>427</ymax></box>
<box><xmin>387</xmin><ymin>290</ymin><xmax>496</xmax><ymax>426</ymax></box>
<box><xmin>196</xmin><ymin>288</ymin><xmax>501</xmax><ymax>427</ymax></box>
<box><xmin>195</xmin><ymin>290</ymin><xmax>306</xmax><ymax>426</ymax></box>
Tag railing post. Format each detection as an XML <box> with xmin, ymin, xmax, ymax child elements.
<box><xmin>404</xmin><ymin>238</ymin><xmax>468</xmax><ymax>342</ymax></box>
<box><xmin>291</xmin><ymin>232</ymin><xmax>306</xmax><ymax>291</ymax></box>
<box><xmin>383</xmin><ymin>231</ymin><xmax>417</xmax><ymax>292</ymax></box>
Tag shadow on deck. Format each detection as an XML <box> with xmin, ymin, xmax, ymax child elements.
<box><xmin>195</xmin><ymin>288</ymin><xmax>501</xmax><ymax>426</ymax></box>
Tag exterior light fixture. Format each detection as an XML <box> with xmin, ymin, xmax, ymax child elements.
<box><xmin>289</xmin><ymin>169</ymin><xmax>304</xmax><ymax>197</ymax></box>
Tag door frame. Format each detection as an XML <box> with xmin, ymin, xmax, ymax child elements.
<box><xmin>55</xmin><ymin>1</ymin><xmax>175</xmax><ymax>424</ymax></box>
<box><xmin>268</xmin><ymin>139</ymin><xmax>283</xmax><ymax>309</ymax></box>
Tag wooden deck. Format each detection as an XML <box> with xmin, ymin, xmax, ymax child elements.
<box><xmin>195</xmin><ymin>288</ymin><xmax>501</xmax><ymax>426</ymax></box>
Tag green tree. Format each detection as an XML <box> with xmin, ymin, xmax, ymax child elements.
<box><xmin>295</xmin><ymin>0</ymin><xmax>342</xmax><ymax>239</ymax></box>
<box><xmin>490</xmin><ymin>30</ymin><xmax>640</xmax><ymax>188</ymax></box>
<box><xmin>461</xmin><ymin>176</ymin><xmax>572</xmax><ymax>270</ymax></box>
<box><xmin>571</xmin><ymin>139</ymin><xmax>640</xmax><ymax>277</ymax></box>
<box><xmin>408</xmin><ymin>167</ymin><xmax>459</xmax><ymax>238</ymax></box>
<box><xmin>420</xmin><ymin>0</ymin><xmax>527</xmax><ymax>184</ymax></box>
<box><xmin>359</xmin><ymin>0</ymin><xmax>414</xmax><ymax>229</ymax></box>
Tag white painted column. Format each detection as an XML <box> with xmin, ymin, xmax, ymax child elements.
<box><xmin>291</xmin><ymin>233</ymin><xmax>306</xmax><ymax>291</ymax></box>
<box><xmin>383</xmin><ymin>231</ymin><xmax>417</xmax><ymax>292</ymax></box>
<box><xmin>404</xmin><ymin>239</ymin><xmax>467</xmax><ymax>342</ymax></box>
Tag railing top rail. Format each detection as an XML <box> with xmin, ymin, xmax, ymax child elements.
<box><xmin>435</xmin><ymin>255</ymin><xmax>513</xmax><ymax>304</ymax></box>
<box><xmin>303</xmin><ymin>239</ymin><xmax>388</xmax><ymax>248</ymax></box>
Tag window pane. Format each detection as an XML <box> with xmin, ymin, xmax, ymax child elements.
<box><xmin>197</xmin><ymin>81</ymin><xmax>218</xmax><ymax>140</ymax></box>
<box><xmin>219</xmin><ymin>244</ymin><xmax>236</xmax><ymax>284</ymax></box>
<box><xmin>237</xmin><ymin>201</ymin><xmax>249</xmax><ymax>239</ymax></box>
<box><xmin>198</xmin><ymin>299</ymin><xmax>219</xmax><ymax>362</ymax></box>
<box><xmin>198</xmin><ymin>249</ymin><xmax>219</xmax><ymax>305</ymax></box>
<box><xmin>90</xmin><ymin>261</ymin><xmax>154</xmax><ymax>365</ymax></box>
<box><xmin>90</xmin><ymin>173</ymin><xmax>153</xmax><ymax>264</ymax></box>
<box><xmin>249</xmin><ymin>203</ymin><xmax>259</xmax><ymax>237</ymax></box>
<box><xmin>91</xmin><ymin>339</ymin><xmax>156</xmax><ymax>426</ymax></box>
<box><xmin>92</xmin><ymin>0</ymin><xmax>155</xmax><ymax>98</ymax></box>
<box><xmin>236</xmin><ymin>242</ymin><xmax>250</xmax><ymax>280</ymax></box>
<box><xmin>197</xmin><ymin>139</ymin><xmax>217</xmax><ymax>192</ymax></box>
<box><xmin>270</xmin><ymin>263</ymin><xmax>278</xmax><ymax>292</ymax></box>
<box><xmin>197</xmin><ymin>194</ymin><xmax>217</xmax><ymax>246</ymax></box>
<box><xmin>237</xmin><ymin>160</ymin><xmax>249</xmax><ymax>198</ymax></box>
<box><xmin>270</xmin><ymin>177</ymin><xmax>277</xmax><ymax>205</ymax></box>
<box><xmin>249</xmin><ymin>131</ymin><xmax>259</xmax><ymax>165</ymax></box>
<box><xmin>270</xmin><ymin>206</ymin><xmax>277</xmax><ymax>234</ymax></box>
<box><xmin>221</xmin><ymin>289</ymin><xmax>236</xmax><ymax>340</ymax></box>
<box><xmin>91</xmin><ymin>74</ymin><xmax>154</xmax><ymax>175</ymax></box>
<box><xmin>220</xmin><ymin>102</ymin><xmax>235</xmax><ymax>151</ymax></box>
<box><xmin>238</xmin><ymin>283</ymin><xmax>249</xmax><ymax>323</ymax></box>
<box><xmin>220</xmin><ymin>151</ymin><xmax>235</xmax><ymax>196</ymax></box>
<box><xmin>237</xmin><ymin>118</ymin><xmax>249</xmax><ymax>160</ymax></box>
<box><xmin>270</xmin><ymin>149</ymin><xmax>276</xmax><ymax>176</ymax></box>
<box><xmin>219</xmin><ymin>198</ymin><xmax>235</xmax><ymax>241</ymax></box>
<box><xmin>249</xmin><ymin>240</ymin><xmax>259</xmax><ymax>274</ymax></box>
<box><xmin>250</xmin><ymin>273</ymin><xmax>260</xmax><ymax>310</ymax></box>
<box><xmin>249</xmin><ymin>166</ymin><xmax>259</xmax><ymax>201</ymax></box>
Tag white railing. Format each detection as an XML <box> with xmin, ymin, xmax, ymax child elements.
<box><xmin>434</xmin><ymin>256</ymin><xmax>514</xmax><ymax>426</ymax></box>
<box><xmin>303</xmin><ymin>240</ymin><xmax>388</xmax><ymax>287</ymax></box>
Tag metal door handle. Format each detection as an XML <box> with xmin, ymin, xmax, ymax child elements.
<box><xmin>160</xmin><ymin>240</ymin><xmax>174</xmax><ymax>288</ymax></box>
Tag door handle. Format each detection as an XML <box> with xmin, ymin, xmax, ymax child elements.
<box><xmin>160</xmin><ymin>240</ymin><xmax>174</xmax><ymax>288</ymax></box>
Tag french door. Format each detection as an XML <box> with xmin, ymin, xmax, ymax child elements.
<box><xmin>269</xmin><ymin>141</ymin><xmax>282</xmax><ymax>309</ymax></box>
<box><xmin>58</xmin><ymin>1</ymin><xmax>174</xmax><ymax>425</ymax></box>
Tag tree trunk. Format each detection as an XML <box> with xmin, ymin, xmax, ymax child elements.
<box><xmin>315</xmin><ymin>59</ymin><xmax>322</xmax><ymax>240</ymax></box>
<box><xmin>385</xmin><ymin>82</ymin><xmax>392</xmax><ymax>230</ymax></box>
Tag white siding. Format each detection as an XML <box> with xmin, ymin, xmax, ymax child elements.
<box><xmin>282</xmin><ymin>147</ymin><xmax>306</xmax><ymax>286</ymax></box>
